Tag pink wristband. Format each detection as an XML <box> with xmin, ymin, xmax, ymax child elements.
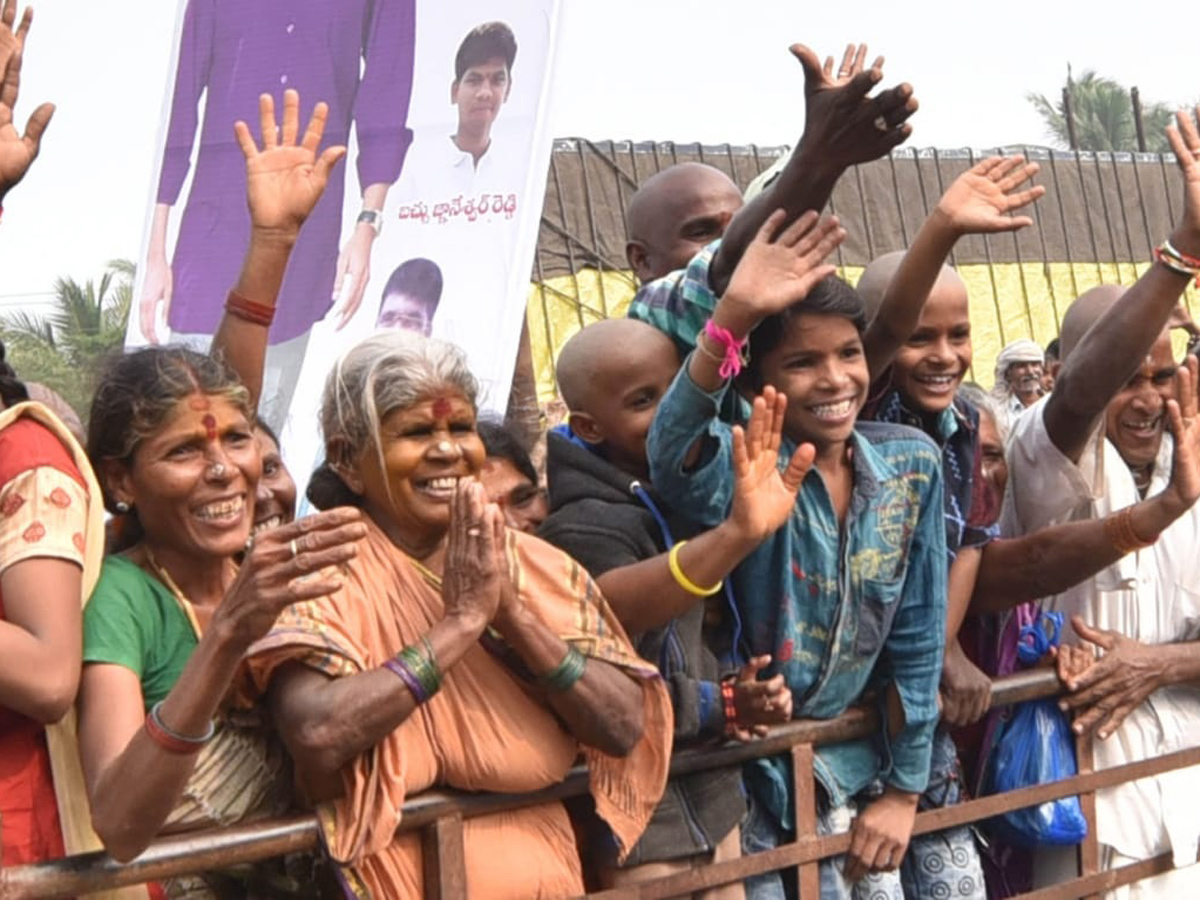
<box><xmin>702</xmin><ymin>320</ymin><xmax>749</xmax><ymax>379</ymax></box>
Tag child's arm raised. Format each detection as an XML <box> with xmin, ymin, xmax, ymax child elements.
<box><xmin>863</xmin><ymin>156</ymin><xmax>1044</xmax><ymax>377</ymax></box>
<box><xmin>688</xmin><ymin>210</ymin><xmax>845</xmax><ymax>393</ymax></box>
<box><xmin>597</xmin><ymin>386</ymin><xmax>814</xmax><ymax>635</ymax></box>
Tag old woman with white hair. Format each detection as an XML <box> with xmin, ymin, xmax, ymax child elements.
<box><xmin>242</xmin><ymin>331</ymin><xmax>671</xmax><ymax>899</ymax></box>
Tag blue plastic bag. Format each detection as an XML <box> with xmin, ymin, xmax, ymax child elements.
<box><xmin>987</xmin><ymin>611</ymin><xmax>1088</xmax><ymax>847</ymax></box>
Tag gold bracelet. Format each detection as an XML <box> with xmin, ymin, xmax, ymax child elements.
<box><xmin>667</xmin><ymin>540</ymin><xmax>723</xmax><ymax>597</ymax></box>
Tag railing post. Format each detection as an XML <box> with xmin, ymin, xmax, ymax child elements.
<box><xmin>422</xmin><ymin>812</ymin><xmax>467</xmax><ymax>900</ymax></box>
<box><xmin>791</xmin><ymin>743</ymin><xmax>820</xmax><ymax>899</ymax></box>
<box><xmin>1074</xmin><ymin>731</ymin><xmax>1101</xmax><ymax>900</ymax></box>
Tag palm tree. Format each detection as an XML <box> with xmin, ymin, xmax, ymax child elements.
<box><xmin>0</xmin><ymin>259</ymin><xmax>134</xmax><ymax>421</ymax></box>
<box><xmin>1027</xmin><ymin>70</ymin><xmax>1173</xmax><ymax>153</ymax></box>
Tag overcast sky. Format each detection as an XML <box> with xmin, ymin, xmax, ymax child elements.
<box><xmin>1</xmin><ymin>0</ymin><xmax>1194</xmax><ymax>312</ymax></box>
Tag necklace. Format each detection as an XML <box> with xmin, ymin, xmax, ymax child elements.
<box><xmin>142</xmin><ymin>547</ymin><xmax>206</xmax><ymax>638</ymax></box>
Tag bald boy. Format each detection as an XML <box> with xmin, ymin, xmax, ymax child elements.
<box><xmin>625</xmin><ymin>163</ymin><xmax>743</xmax><ymax>284</ymax></box>
<box><xmin>543</xmin><ymin>316</ymin><xmax>796</xmax><ymax>892</ymax></box>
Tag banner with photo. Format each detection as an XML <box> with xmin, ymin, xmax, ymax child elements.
<box><xmin>128</xmin><ymin>0</ymin><xmax>562</xmax><ymax>492</ymax></box>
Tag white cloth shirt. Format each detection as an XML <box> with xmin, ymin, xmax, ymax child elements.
<box><xmin>1002</xmin><ymin>395</ymin><xmax>1200</xmax><ymax>866</ymax></box>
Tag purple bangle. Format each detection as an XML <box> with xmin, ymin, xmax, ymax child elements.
<box><xmin>384</xmin><ymin>657</ymin><xmax>428</xmax><ymax>704</ymax></box>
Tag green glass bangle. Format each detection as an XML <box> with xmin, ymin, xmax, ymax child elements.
<box><xmin>541</xmin><ymin>645</ymin><xmax>588</xmax><ymax>692</ymax></box>
<box><xmin>398</xmin><ymin>643</ymin><xmax>441</xmax><ymax>699</ymax></box>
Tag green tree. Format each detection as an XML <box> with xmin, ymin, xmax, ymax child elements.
<box><xmin>0</xmin><ymin>259</ymin><xmax>134</xmax><ymax>423</ymax></box>
<box><xmin>1027</xmin><ymin>70</ymin><xmax>1173</xmax><ymax>153</ymax></box>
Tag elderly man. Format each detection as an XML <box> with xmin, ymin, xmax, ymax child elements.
<box><xmin>991</xmin><ymin>338</ymin><xmax>1045</xmax><ymax>432</ymax></box>
<box><xmin>1002</xmin><ymin>108</ymin><xmax>1200</xmax><ymax>897</ymax></box>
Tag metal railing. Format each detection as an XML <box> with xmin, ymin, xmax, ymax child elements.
<box><xmin>2</xmin><ymin>668</ymin><xmax>1196</xmax><ymax>899</ymax></box>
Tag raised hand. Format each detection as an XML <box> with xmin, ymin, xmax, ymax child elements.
<box><xmin>729</xmin><ymin>385</ymin><xmax>816</xmax><ymax>542</ymax></box>
<box><xmin>0</xmin><ymin>1</ymin><xmax>53</xmax><ymax>204</ymax></box>
<box><xmin>791</xmin><ymin>42</ymin><xmax>917</xmax><ymax>170</ymax></box>
<box><xmin>729</xmin><ymin>654</ymin><xmax>793</xmax><ymax>741</ymax></box>
<box><xmin>719</xmin><ymin>209</ymin><xmax>845</xmax><ymax>331</ymax></box>
<box><xmin>1160</xmin><ymin>355</ymin><xmax>1200</xmax><ymax>515</ymax></box>
<box><xmin>1166</xmin><ymin>106</ymin><xmax>1200</xmax><ymax>250</ymax></box>
<box><xmin>214</xmin><ymin>507</ymin><xmax>366</xmax><ymax>646</ymax></box>
<box><xmin>233</xmin><ymin>89</ymin><xmax>347</xmax><ymax>243</ymax></box>
<box><xmin>441</xmin><ymin>479</ymin><xmax>505</xmax><ymax>631</ymax></box>
<box><xmin>934</xmin><ymin>156</ymin><xmax>1045</xmax><ymax>235</ymax></box>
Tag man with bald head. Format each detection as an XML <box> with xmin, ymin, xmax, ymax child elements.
<box><xmin>625</xmin><ymin>163</ymin><xmax>743</xmax><ymax>285</ymax></box>
<box><xmin>1002</xmin><ymin>109</ymin><xmax>1200</xmax><ymax>896</ymax></box>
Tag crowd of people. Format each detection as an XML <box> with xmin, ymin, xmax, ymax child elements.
<box><xmin>3</xmin><ymin>8</ymin><xmax>1200</xmax><ymax>900</ymax></box>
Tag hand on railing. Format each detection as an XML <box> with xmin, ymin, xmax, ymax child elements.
<box><xmin>843</xmin><ymin>785</ymin><xmax>919</xmax><ymax>883</ymax></box>
<box><xmin>939</xmin><ymin>640</ymin><xmax>992</xmax><ymax>727</ymax></box>
<box><xmin>727</xmin><ymin>654</ymin><xmax>793</xmax><ymax>741</ymax></box>
<box><xmin>1056</xmin><ymin>615</ymin><xmax>1172</xmax><ymax>741</ymax></box>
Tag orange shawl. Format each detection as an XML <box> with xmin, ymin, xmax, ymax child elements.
<box><xmin>244</xmin><ymin>520</ymin><xmax>671</xmax><ymax>899</ymax></box>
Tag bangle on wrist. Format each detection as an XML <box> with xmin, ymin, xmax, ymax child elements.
<box><xmin>384</xmin><ymin>636</ymin><xmax>443</xmax><ymax>703</ymax></box>
<box><xmin>144</xmin><ymin>701</ymin><xmax>215</xmax><ymax>755</ymax></box>
<box><xmin>224</xmin><ymin>290</ymin><xmax>276</xmax><ymax>327</ymax></box>
<box><xmin>668</xmin><ymin>540</ymin><xmax>723</xmax><ymax>597</ymax></box>
<box><xmin>540</xmin><ymin>645</ymin><xmax>588</xmax><ymax>692</ymax></box>
<box><xmin>1104</xmin><ymin>506</ymin><xmax>1156</xmax><ymax>556</ymax></box>
<box><xmin>721</xmin><ymin>679</ymin><xmax>739</xmax><ymax>737</ymax></box>
<box><xmin>1154</xmin><ymin>242</ymin><xmax>1200</xmax><ymax>285</ymax></box>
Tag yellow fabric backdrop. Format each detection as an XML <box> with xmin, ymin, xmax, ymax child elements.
<box><xmin>527</xmin><ymin>266</ymin><xmax>1198</xmax><ymax>402</ymax></box>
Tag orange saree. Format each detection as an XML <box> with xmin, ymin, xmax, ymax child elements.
<box><xmin>244</xmin><ymin>520</ymin><xmax>671</xmax><ymax>899</ymax></box>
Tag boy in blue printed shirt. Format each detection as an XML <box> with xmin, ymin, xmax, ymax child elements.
<box><xmin>648</xmin><ymin>210</ymin><xmax>947</xmax><ymax>899</ymax></box>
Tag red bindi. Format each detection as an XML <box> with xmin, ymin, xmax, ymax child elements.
<box><xmin>432</xmin><ymin>397</ymin><xmax>452</xmax><ymax>418</ymax></box>
<box><xmin>201</xmin><ymin>414</ymin><xmax>217</xmax><ymax>440</ymax></box>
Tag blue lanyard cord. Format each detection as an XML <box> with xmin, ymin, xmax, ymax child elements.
<box><xmin>629</xmin><ymin>481</ymin><xmax>746</xmax><ymax>668</ymax></box>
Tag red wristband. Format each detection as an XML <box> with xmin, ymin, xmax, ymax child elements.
<box><xmin>721</xmin><ymin>680</ymin><xmax>738</xmax><ymax>737</ymax></box>
<box><xmin>224</xmin><ymin>290</ymin><xmax>276</xmax><ymax>326</ymax></box>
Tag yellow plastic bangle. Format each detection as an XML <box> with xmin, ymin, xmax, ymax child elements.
<box><xmin>667</xmin><ymin>540</ymin><xmax>723</xmax><ymax>597</ymax></box>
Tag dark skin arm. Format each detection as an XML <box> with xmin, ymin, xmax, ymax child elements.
<box><xmin>709</xmin><ymin>43</ymin><xmax>917</xmax><ymax>297</ymax></box>
<box><xmin>1046</xmin><ymin>108</ymin><xmax>1200</xmax><ymax>464</ymax></box>
<box><xmin>269</xmin><ymin>482</ymin><xmax>504</xmax><ymax>797</ymax></box>
<box><xmin>80</xmin><ymin>509</ymin><xmax>364</xmax><ymax>861</ymax></box>
<box><xmin>0</xmin><ymin>0</ymin><xmax>53</xmax><ymax>206</ymax></box>
<box><xmin>974</xmin><ymin>357</ymin><xmax>1200</xmax><ymax>614</ymax></box>
<box><xmin>863</xmin><ymin>156</ymin><xmax>1044</xmax><ymax>378</ymax></box>
<box><xmin>0</xmin><ymin>557</ymin><xmax>81</xmax><ymax>723</ymax></box>
<box><xmin>211</xmin><ymin>89</ymin><xmax>346</xmax><ymax>409</ymax></box>
<box><xmin>595</xmin><ymin>390</ymin><xmax>814</xmax><ymax>634</ymax></box>
<box><xmin>1051</xmin><ymin>362</ymin><xmax>1200</xmax><ymax>739</ymax></box>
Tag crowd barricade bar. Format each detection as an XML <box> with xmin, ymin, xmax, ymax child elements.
<box><xmin>2</xmin><ymin>668</ymin><xmax>1196</xmax><ymax>899</ymax></box>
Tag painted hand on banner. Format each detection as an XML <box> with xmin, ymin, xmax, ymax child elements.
<box><xmin>234</xmin><ymin>89</ymin><xmax>347</xmax><ymax>245</ymax></box>
<box><xmin>0</xmin><ymin>0</ymin><xmax>53</xmax><ymax>204</ymax></box>
<box><xmin>934</xmin><ymin>155</ymin><xmax>1045</xmax><ymax>235</ymax></box>
<box><xmin>791</xmin><ymin>43</ymin><xmax>917</xmax><ymax>170</ymax></box>
<box><xmin>331</xmin><ymin>224</ymin><xmax>374</xmax><ymax>330</ymax></box>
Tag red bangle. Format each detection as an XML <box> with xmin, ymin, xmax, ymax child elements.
<box><xmin>144</xmin><ymin>702</ymin><xmax>214</xmax><ymax>755</ymax></box>
<box><xmin>224</xmin><ymin>290</ymin><xmax>276</xmax><ymax>326</ymax></box>
<box><xmin>721</xmin><ymin>680</ymin><xmax>738</xmax><ymax>737</ymax></box>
